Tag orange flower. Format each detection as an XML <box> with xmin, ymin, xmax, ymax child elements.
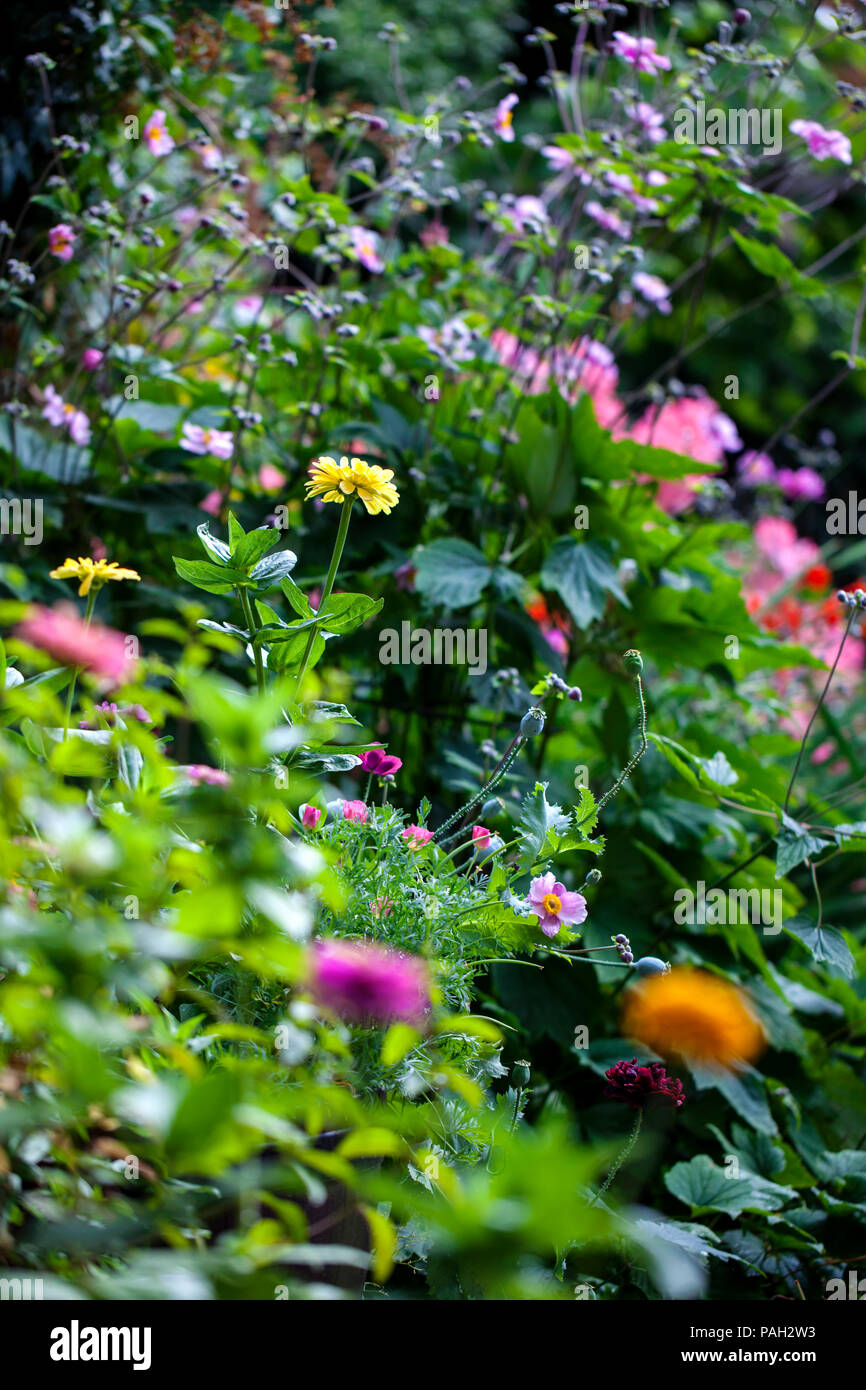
<box><xmin>621</xmin><ymin>967</ymin><xmax>765</xmax><ymax>1068</ymax></box>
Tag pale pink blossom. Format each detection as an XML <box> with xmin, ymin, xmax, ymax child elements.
<box><xmin>611</xmin><ymin>32</ymin><xmax>671</xmax><ymax>74</ymax></box>
<box><xmin>349</xmin><ymin>225</ymin><xmax>384</xmax><ymax>273</ymax></box>
<box><xmin>626</xmin><ymin>102</ymin><xmax>666</xmax><ymax>142</ymax></box>
<box><xmin>401</xmin><ymin>824</ymin><xmax>434</xmax><ymax>849</ymax></box>
<box><xmin>527</xmin><ymin>871</ymin><xmax>588</xmax><ymax>939</ymax></box>
<box><xmin>737</xmin><ymin>451</ymin><xmax>776</xmax><ymax>485</ymax></box>
<box><xmin>199</xmin><ymin>490</ymin><xmax>223</xmax><ymax>516</ymax></box>
<box><xmin>16</xmin><ymin>604</ymin><xmax>137</xmax><ymax>685</ymax></box>
<box><xmin>632</xmin><ymin>271</ymin><xmax>672</xmax><ymax>314</ymax></box>
<box><xmin>541</xmin><ymin>145</ymin><xmax>591</xmax><ymax>182</ymax></box>
<box><xmin>790</xmin><ymin>119</ymin><xmax>851</xmax><ymax>164</ymax></box>
<box><xmin>41</xmin><ymin>385</ymin><xmax>91</xmax><ymax>446</ymax></box>
<box><xmin>420</xmin><ymin>219</ymin><xmax>449</xmax><ymax>248</ymax></box>
<box><xmin>586</xmin><ymin>201</ymin><xmax>631</xmax><ymax>238</ymax></box>
<box><xmin>199</xmin><ymin>142</ymin><xmax>222</xmax><ymax>170</ymax></box>
<box><xmin>342</xmin><ymin>799</ymin><xmax>369</xmax><ymax>823</ymax></box>
<box><xmin>48</xmin><ymin>224</ymin><xmax>76</xmax><ymax>262</ymax></box>
<box><xmin>258</xmin><ymin>463</ymin><xmax>286</xmax><ymax>492</ymax></box>
<box><xmin>143</xmin><ymin>109</ymin><xmax>175</xmax><ymax>157</ymax></box>
<box><xmin>180</xmin><ymin>423</ymin><xmax>234</xmax><ymax>459</ymax></box>
<box><xmin>494</xmin><ymin>93</ymin><xmax>518</xmax><ymax>142</ymax></box>
<box><xmin>185</xmin><ymin>765</ymin><xmax>231</xmax><ymax>787</ymax></box>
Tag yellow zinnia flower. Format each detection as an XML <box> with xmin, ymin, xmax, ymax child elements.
<box><xmin>621</xmin><ymin>967</ymin><xmax>765</xmax><ymax>1069</ymax></box>
<box><xmin>304</xmin><ymin>456</ymin><xmax>400</xmax><ymax>517</ymax></box>
<box><xmin>50</xmin><ymin>557</ymin><xmax>141</xmax><ymax>597</ymax></box>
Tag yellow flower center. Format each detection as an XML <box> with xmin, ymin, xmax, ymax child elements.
<box><xmin>543</xmin><ymin>892</ymin><xmax>562</xmax><ymax>916</ymax></box>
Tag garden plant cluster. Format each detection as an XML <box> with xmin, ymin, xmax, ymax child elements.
<box><xmin>0</xmin><ymin>0</ymin><xmax>865</xmax><ymax>1306</ymax></box>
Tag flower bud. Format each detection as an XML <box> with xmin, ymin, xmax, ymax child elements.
<box><xmin>567</xmin><ymin>686</ymin><xmax>582</xmax><ymax>701</ymax></box>
<box><xmin>519</xmin><ymin>707</ymin><xmax>546</xmax><ymax>738</ymax></box>
<box><xmin>585</xmin><ymin>868</ymin><xmax>602</xmax><ymax>884</ymax></box>
<box><xmin>634</xmin><ymin>956</ymin><xmax>670</xmax><ymax>977</ymax></box>
<box><xmin>623</xmin><ymin>649</ymin><xmax>643</xmax><ymax>675</ymax></box>
<box><xmin>512</xmin><ymin>1059</ymin><xmax>531</xmax><ymax>1088</ymax></box>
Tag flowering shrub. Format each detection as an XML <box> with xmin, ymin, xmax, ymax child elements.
<box><xmin>0</xmin><ymin>0</ymin><xmax>865</xmax><ymax>1309</ymax></box>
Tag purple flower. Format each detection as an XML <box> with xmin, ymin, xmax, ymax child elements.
<box><xmin>790</xmin><ymin>119</ymin><xmax>851</xmax><ymax>165</ymax></box>
<box><xmin>180</xmin><ymin>423</ymin><xmax>234</xmax><ymax>459</ymax></box>
<box><xmin>360</xmin><ymin>748</ymin><xmax>403</xmax><ymax>777</ymax></box>
<box><xmin>310</xmin><ymin>938</ymin><xmax>430</xmax><ymax>1025</ymax></box>
<box><xmin>541</xmin><ymin>145</ymin><xmax>591</xmax><ymax>182</ymax></box>
<box><xmin>349</xmin><ymin>225</ymin><xmax>384</xmax><ymax>273</ymax></box>
<box><xmin>611</xmin><ymin>32</ymin><xmax>671</xmax><ymax>74</ymax></box>
<box><xmin>81</xmin><ymin>348</ymin><xmax>104</xmax><ymax>371</ymax></box>
<box><xmin>300</xmin><ymin>803</ymin><xmax>323</xmax><ymax>829</ymax></box>
<box><xmin>632</xmin><ymin>271</ymin><xmax>672</xmax><ymax>314</ymax></box>
<box><xmin>185</xmin><ymin>765</ymin><xmax>231</xmax><ymax>787</ymax></box>
<box><xmin>626</xmin><ymin>102</ymin><xmax>666</xmax><ymax>143</ymax></box>
<box><xmin>494</xmin><ymin>93</ymin><xmax>518</xmax><ymax>142</ymax></box>
<box><xmin>48</xmin><ymin>224</ymin><xmax>76</xmax><ymax>262</ymax></box>
<box><xmin>604</xmin><ymin>1058</ymin><xmax>685</xmax><ymax>1109</ymax></box>
<box><xmin>707</xmin><ymin>410</ymin><xmax>742</xmax><ymax>453</ymax></box>
<box><xmin>586</xmin><ymin>201</ymin><xmax>631</xmax><ymax>239</ymax></box>
<box><xmin>41</xmin><ymin>385</ymin><xmax>91</xmax><ymax>446</ymax></box>
<box><xmin>737</xmin><ymin>450</ymin><xmax>776</xmax><ymax>485</ymax></box>
<box><xmin>527</xmin><ymin>871</ymin><xmax>588</xmax><ymax>939</ymax></box>
<box><xmin>509</xmin><ymin>195</ymin><xmax>549</xmax><ymax>234</ymax></box>
<box><xmin>776</xmin><ymin>466</ymin><xmax>825</xmax><ymax>501</ymax></box>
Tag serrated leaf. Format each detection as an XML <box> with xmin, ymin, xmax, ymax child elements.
<box><xmin>784</xmin><ymin>914</ymin><xmax>855</xmax><ymax>979</ymax></box>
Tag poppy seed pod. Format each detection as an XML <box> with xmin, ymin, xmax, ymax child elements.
<box><xmin>512</xmin><ymin>1059</ymin><xmax>531</xmax><ymax>1088</ymax></box>
<box><xmin>623</xmin><ymin>649</ymin><xmax>643</xmax><ymax>674</ymax></box>
<box><xmin>519</xmin><ymin>707</ymin><xmax>546</xmax><ymax>737</ymax></box>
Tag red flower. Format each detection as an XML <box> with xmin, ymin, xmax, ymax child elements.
<box><xmin>802</xmin><ymin>564</ymin><xmax>831</xmax><ymax>591</ymax></box>
<box><xmin>604</xmin><ymin>1058</ymin><xmax>685</xmax><ymax>1109</ymax></box>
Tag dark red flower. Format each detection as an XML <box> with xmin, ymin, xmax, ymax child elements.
<box><xmin>604</xmin><ymin>1057</ymin><xmax>685</xmax><ymax>1109</ymax></box>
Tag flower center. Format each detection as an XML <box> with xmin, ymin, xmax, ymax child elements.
<box><xmin>542</xmin><ymin>892</ymin><xmax>562</xmax><ymax>916</ymax></box>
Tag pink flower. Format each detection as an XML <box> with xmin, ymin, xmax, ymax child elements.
<box><xmin>611</xmin><ymin>32</ymin><xmax>671</xmax><ymax>74</ymax></box>
<box><xmin>81</xmin><ymin>348</ymin><xmax>104</xmax><ymax>371</ymax></box>
<box><xmin>349</xmin><ymin>225</ymin><xmax>384</xmax><ymax>273</ymax></box>
<box><xmin>360</xmin><ymin>748</ymin><xmax>403</xmax><ymax>777</ymax></box>
<box><xmin>300</xmin><ymin>803</ymin><xmax>323</xmax><ymax>830</ymax></box>
<box><xmin>472</xmin><ymin>825</ymin><xmax>492</xmax><ymax>851</ymax></box>
<box><xmin>420</xmin><ymin>219</ymin><xmax>449</xmax><ymax>248</ymax></box>
<box><xmin>199</xmin><ymin>489</ymin><xmax>223</xmax><ymax>516</ymax></box>
<box><xmin>180</xmin><ymin>423</ymin><xmax>234</xmax><ymax>459</ymax></box>
<box><xmin>234</xmin><ymin>294</ymin><xmax>264</xmax><ymax>325</ymax></box>
<box><xmin>258</xmin><ymin>463</ymin><xmax>286</xmax><ymax>492</ymax></box>
<box><xmin>48</xmin><ymin>224</ymin><xmax>76</xmax><ymax>262</ymax></box>
<box><xmin>401</xmin><ymin>824</ymin><xmax>433</xmax><ymax>850</ymax></box>
<box><xmin>509</xmin><ymin>195</ymin><xmax>549</xmax><ymax>235</ymax></box>
<box><xmin>776</xmin><ymin>466</ymin><xmax>826</xmax><ymax>502</ymax></box>
<box><xmin>185</xmin><ymin>765</ymin><xmax>231</xmax><ymax>787</ymax></box>
<box><xmin>632</xmin><ymin>271</ymin><xmax>672</xmax><ymax>314</ymax></box>
<box><xmin>143</xmin><ymin>109</ymin><xmax>175</xmax><ymax>157</ymax></box>
<box><xmin>586</xmin><ymin>201</ymin><xmax>631</xmax><ymax>238</ymax></box>
<box><xmin>626</xmin><ymin>102</ymin><xmax>666</xmax><ymax>142</ymax></box>
<box><xmin>41</xmin><ymin>385</ymin><xmax>91</xmax><ymax>446</ymax></box>
<box><xmin>370</xmin><ymin>897</ymin><xmax>394</xmax><ymax>920</ymax></box>
<box><xmin>494</xmin><ymin>93</ymin><xmax>518</xmax><ymax>142</ymax></box>
<box><xmin>527</xmin><ymin>871</ymin><xmax>588</xmax><ymax>939</ymax></box>
<box><xmin>737</xmin><ymin>450</ymin><xmax>776</xmax><ymax>485</ymax></box>
<box><xmin>754</xmin><ymin>515</ymin><xmax>820</xmax><ymax>579</ymax></box>
<box><xmin>309</xmin><ymin>938</ymin><xmax>430</xmax><ymax>1025</ymax></box>
<box><xmin>16</xmin><ymin>604</ymin><xmax>137</xmax><ymax>686</ymax></box>
<box><xmin>199</xmin><ymin>141</ymin><xmax>222</xmax><ymax>170</ymax></box>
<box><xmin>790</xmin><ymin>119</ymin><xmax>851</xmax><ymax>165</ymax></box>
<box><xmin>342</xmin><ymin>800</ymin><xmax>369</xmax><ymax>823</ymax></box>
<box><xmin>541</xmin><ymin>145</ymin><xmax>591</xmax><ymax>182</ymax></box>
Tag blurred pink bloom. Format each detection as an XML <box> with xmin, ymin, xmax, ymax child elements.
<box><xmin>16</xmin><ymin>604</ymin><xmax>137</xmax><ymax>686</ymax></box>
<box><xmin>199</xmin><ymin>490</ymin><xmax>223</xmax><ymax>516</ymax></box>
<box><xmin>541</xmin><ymin>145</ymin><xmax>591</xmax><ymax>181</ymax></box>
<box><xmin>300</xmin><ymin>803</ymin><xmax>323</xmax><ymax>830</ymax></box>
<box><xmin>402</xmin><ymin>824</ymin><xmax>433</xmax><ymax>849</ymax></box>
<box><xmin>626</xmin><ymin>102</ymin><xmax>666</xmax><ymax>142</ymax></box>
<box><xmin>48</xmin><ymin>223</ymin><xmax>76</xmax><ymax>261</ymax></box>
<box><xmin>185</xmin><ymin>765</ymin><xmax>231</xmax><ymax>787</ymax></box>
<box><xmin>528</xmin><ymin>871</ymin><xmax>588</xmax><ymax>939</ymax></box>
<box><xmin>234</xmin><ymin>294</ymin><xmax>264</xmax><ymax>325</ymax></box>
<box><xmin>586</xmin><ymin>201</ymin><xmax>631</xmax><ymax>238</ymax></box>
<box><xmin>370</xmin><ymin>897</ymin><xmax>394</xmax><ymax>919</ymax></box>
<box><xmin>790</xmin><ymin>119</ymin><xmax>851</xmax><ymax>164</ymax></box>
<box><xmin>632</xmin><ymin>271</ymin><xmax>672</xmax><ymax>314</ymax></box>
<box><xmin>349</xmin><ymin>225</ymin><xmax>384</xmax><ymax>273</ymax></box>
<box><xmin>258</xmin><ymin>464</ymin><xmax>286</xmax><ymax>491</ymax></box>
<box><xmin>143</xmin><ymin>109</ymin><xmax>175</xmax><ymax>157</ymax></box>
<box><xmin>737</xmin><ymin>450</ymin><xmax>776</xmax><ymax>485</ymax></box>
<box><xmin>81</xmin><ymin>348</ymin><xmax>104</xmax><ymax>371</ymax></box>
<box><xmin>180</xmin><ymin>423</ymin><xmax>234</xmax><ymax>459</ymax></box>
<box><xmin>776</xmin><ymin>466</ymin><xmax>826</xmax><ymax>502</ymax></box>
<box><xmin>342</xmin><ymin>800</ymin><xmax>369</xmax><ymax>823</ymax></box>
<box><xmin>611</xmin><ymin>32</ymin><xmax>671</xmax><ymax>73</ymax></box>
<box><xmin>494</xmin><ymin>93</ymin><xmax>518</xmax><ymax>142</ymax></box>
<box><xmin>199</xmin><ymin>142</ymin><xmax>221</xmax><ymax>170</ymax></box>
<box><xmin>509</xmin><ymin>195</ymin><xmax>549</xmax><ymax>234</ymax></box>
<box><xmin>420</xmin><ymin>219</ymin><xmax>449</xmax><ymax>248</ymax></box>
<box><xmin>310</xmin><ymin>938</ymin><xmax>430</xmax><ymax>1025</ymax></box>
<box><xmin>754</xmin><ymin>516</ymin><xmax>820</xmax><ymax>579</ymax></box>
<box><xmin>41</xmin><ymin>385</ymin><xmax>91</xmax><ymax>446</ymax></box>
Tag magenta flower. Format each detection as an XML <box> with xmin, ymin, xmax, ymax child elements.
<box><xmin>737</xmin><ymin>450</ymin><xmax>776</xmax><ymax>485</ymax></box>
<box><xmin>632</xmin><ymin>271</ymin><xmax>672</xmax><ymax>315</ymax></box>
<box><xmin>611</xmin><ymin>32</ymin><xmax>671</xmax><ymax>74</ymax></box>
<box><xmin>143</xmin><ymin>109</ymin><xmax>175</xmax><ymax>157</ymax></box>
<box><xmin>370</xmin><ymin>897</ymin><xmax>394</xmax><ymax>920</ymax></box>
<box><xmin>185</xmin><ymin>765</ymin><xmax>231</xmax><ymax>787</ymax></box>
<box><xmin>604</xmin><ymin>1058</ymin><xmax>685</xmax><ymax>1109</ymax></box>
<box><xmin>81</xmin><ymin>348</ymin><xmax>104</xmax><ymax>371</ymax></box>
<box><xmin>790</xmin><ymin>119</ymin><xmax>851</xmax><ymax>165</ymax></box>
<box><xmin>776</xmin><ymin>466</ymin><xmax>826</xmax><ymax>502</ymax></box>
<box><xmin>527</xmin><ymin>871</ymin><xmax>587</xmax><ymax>938</ymax></box>
<box><xmin>401</xmin><ymin>824</ymin><xmax>434</xmax><ymax>850</ymax></box>
<box><xmin>309</xmin><ymin>938</ymin><xmax>430</xmax><ymax>1026</ymax></box>
<box><xmin>472</xmin><ymin>825</ymin><xmax>492</xmax><ymax>852</ymax></box>
<box><xmin>41</xmin><ymin>385</ymin><xmax>91</xmax><ymax>446</ymax></box>
<box><xmin>342</xmin><ymin>800</ymin><xmax>369</xmax><ymax>823</ymax></box>
<box><xmin>300</xmin><ymin>803</ymin><xmax>323</xmax><ymax>830</ymax></box>
<box><xmin>48</xmin><ymin>224</ymin><xmax>76</xmax><ymax>262</ymax></box>
<box><xmin>360</xmin><ymin>748</ymin><xmax>403</xmax><ymax>777</ymax></box>
<box><xmin>16</xmin><ymin>605</ymin><xmax>137</xmax><ymax>686</ymax></box>
<box><xmin>180</xmin><ymin>423</ymin><xmax>234</xmax><ymax>459</ymax></box>
<box><xmin>494</xmin><ymin>93</ymin><xmax>518</xmax><ymax>142</ymax></box>
<box><xmin>586</xmin><ymin>201</ymin><xmax>631</xmax><ymax>239</ymax></box>
<box><xmin>349</xmin><ymin>225</ymin><xmax>384</xmax><ymax>273</ymax></box>
<box><xmin>80</xmin><ymin>701</ymin><xmax>152</xmax><ymax>729</ymax></box>
<box><xmin>541</xmin><ymin>145</ymin><xmax>591</xmax><ymax>182</ymax></box>
<box><xmin>626</xmin><ymin>101</ymin><xmax>666</xmax><ymax>143</ymax></box>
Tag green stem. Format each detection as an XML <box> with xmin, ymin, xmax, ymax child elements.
<box><xmin>237</xmin><ymin>586</ymin><xmax>265</xmax><ymax>695</ymax></box>
<box><xmin>592</xmin><ymin>673</ymin><xmax>648</xmax><ymax>819</ymax></box>
<box><xmin>435</xmin><ymin>735</ymin><xmax>526</xmax><ymax>844</ymax></box>
<box><xmin>591</xmin><ymin>1108</ymin><xmax>643</xmax><ymax>1204</ymax></box>
<box><xmin>294</xmin><ymin>497</ymin><xmax>355</xmax><ymax>697</ymax></box>
<box><xmin>62</xmin><ymin>588</ymin><xmax>97</xmax><ymax>741</ymax></box>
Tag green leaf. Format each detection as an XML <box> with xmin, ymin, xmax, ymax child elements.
<box><xmin>413</xmin><ymin>538</ymin><xmax>493</xmax><ymax>609</ymax></box>
<box><xmin>540</xmin><ymin>538</ymin><xmax>628</xmax><ymax>629</ymax></box>
<box><xmin>318</xmin><ymin>592</ymin><xmax>384</xmax><ymax>635</ymax></box>
<box><xmin>784</xmin><ymin>914</ymin><xmax>855</xmax><ymax>979</ymax></box>
<box><xmin>775</xmin><ymin>813</ymin><xmax>826</xmax><ymax>879</ymax></box>
<box><xmin>196</xmin><ymin>522</ymin><xmax>231</xmax><ymax>566</ymax></box>
<box><xmin>281</xmin><ymin>575</ymin><xmax>313</xmax><ymax>618</ymax></box>
<box><xmin>665</xmin><ymin>1155</ymin><xmax>793</xmax><ymax>1216</ymax></box>
<box><xmin>250</xmin><ymin>548</ymin><xmax>298</xmax><ymax>586</ymax></box>
<box><xmin>519</xmin><ymin>782</ymin><xmax>571</xmax><ymax>858</ymax></box>
<box><xmin>173</xmin><ymin>557</ymin><xmax>252</xmax><ymax>595</ymax></box>
<box><xmin>232</xmin><ymin>527</ymin><xmax>281</xmax><ymax>574</ymax></box>
<box><xmin>731</xmin><ymin>230</ymin><xmax>824</xmax><ymax>298</ymax></box>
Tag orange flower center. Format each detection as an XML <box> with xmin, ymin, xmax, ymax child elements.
<box><xmin>543</xmin><ymin>892</ymin><xmax>562</xmax><ymax>916</ymax></box>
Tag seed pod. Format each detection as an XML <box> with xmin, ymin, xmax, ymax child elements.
<box><xmin>512</xmin><ymin>1059</ymin><xmax>531</xmax><ymax>1089</ymax></box>
<box><xmin>623</xmin><ymin>649</ymin><xmax>643</xmax><ymax>675</ymax></box>
<box><xmin>519</xmin><ymin>707</ymin><xmax>546</xmax><ymax>738</ymax></box>
<box><xmin>634</xmin><ymin>956</ymin><xmax>670</xmax><ymax>977</ymax></box>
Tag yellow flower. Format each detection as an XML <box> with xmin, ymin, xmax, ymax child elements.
<box><xmin>304</xmin><ymin>456</ymin><xmax>400</xmax><ymax>517</ymax></box>
<box><xmin>50</xmin><ymin>557</ymin><xmax>141</xmax><ymax>597</ymax></box>
<box><xmin>621</xmin><ymin>967</ymin><xmax>765</xmax><ymax>1068</ymax></box>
